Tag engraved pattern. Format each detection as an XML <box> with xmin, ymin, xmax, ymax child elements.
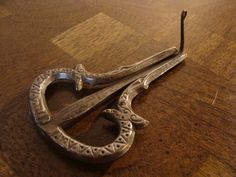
<box><xmin>117</xmin><ymin>54</ymin><xmax>186</xmax><ymax>129</ymax></box>
<box><xmin>118</xmin><ymin>78</ymin><xmax>150</xmax><ymax>129</ymax></box>
<box><xmin>48</xmin><ymin>118</ymin><xmax>134</xmax><ymax>163</ymax></box>
<box><xmin>29</xmin><ymin>68</ymin><xmax>82</xmax><ymax>124</ymax></box>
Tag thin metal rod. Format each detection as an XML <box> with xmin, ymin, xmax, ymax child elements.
<box><xmin>179</xmin><ymin>10</ymin><xmax>187</xmax><ymax>53</ymax></box>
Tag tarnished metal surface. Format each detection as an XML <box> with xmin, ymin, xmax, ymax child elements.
<box><xmin>29</xmin><ymin>10</ymin><xmax>187</xmax><ymax>163</ymax></box>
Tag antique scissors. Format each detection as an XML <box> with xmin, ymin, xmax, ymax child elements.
<box><xmin>29</xmin><ymin>10</ymin><xmax>187</xmax><ymax>163</ymax></box>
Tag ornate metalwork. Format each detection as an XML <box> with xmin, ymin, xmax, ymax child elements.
<box><xmin>29</xmin><ymin>10</ymin><xmax>187</xmax><ymax>163</ymax></box>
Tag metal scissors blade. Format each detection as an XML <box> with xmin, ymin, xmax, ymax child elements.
<box><xmin>29</xmin><ymin>10</ymin><xmax>187</xmax><ymax>163</ymax></box>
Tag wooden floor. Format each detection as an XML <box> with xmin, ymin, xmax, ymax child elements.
<box><xmin>0</xmin><ymin>0</ymin><xmax>236</xmax><ymax>177</ymax></box>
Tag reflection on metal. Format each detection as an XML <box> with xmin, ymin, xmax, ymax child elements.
<box><xmin>29</xmin><ymin>10</ymin><xmax>187</xmax><ymax>163</ymax></box>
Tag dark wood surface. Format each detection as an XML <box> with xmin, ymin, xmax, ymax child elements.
<box><xmin>0</xmin><ymin>0</ymin><xmax>236</xmax><ymax>177</ymax></box>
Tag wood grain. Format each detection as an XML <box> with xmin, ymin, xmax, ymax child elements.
<box><xmin>192</xmin><ymin>155</ymin><xmax>235</xmax><ymax>177</ymax></box>
<box><xmin>0</xmin><ymin>0</ymin><xmax>235</xmax><ymax>177</ymax></box>
<box><xmin>0</xmin><ymin>5</ymin><xmax>10</xmax><ymax>18</ymax></box>
<box><xmin>51</xmin><ymin>13</ymin><xmax>135</xmax><ymax>61</ymax></box>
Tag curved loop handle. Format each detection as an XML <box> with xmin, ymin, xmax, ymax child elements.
<box><xmin>29</xmin><ymin>68</ymin><xmax>136</xmax><ymax>163</ymax></box>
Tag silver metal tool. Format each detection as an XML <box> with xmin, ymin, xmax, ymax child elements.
<box><xmin>29</xmin><ymin>10</ymin><xmax>187</xmax><ymax>163</ymax></box>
